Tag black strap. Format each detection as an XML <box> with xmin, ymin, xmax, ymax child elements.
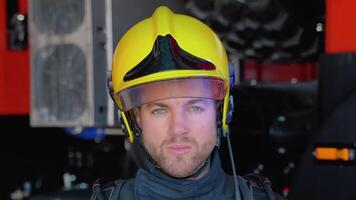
<box><xmin>90</xmin><ymin>179</ymin><xmax>126</xmax><ymax>200</ymax></box>
<box><xmin>237</xmin><ymin>176</ymin><xmax>253</xmax><ymax>200</ymax></box>
<box><xmin>243</xmin><ymin>173</ymin><xmax>276</xmax><ymax>200</ymax></box>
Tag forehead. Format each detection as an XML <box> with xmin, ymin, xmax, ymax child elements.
<box><xmin>139</xmin><ymin>79</ymin><xmax>212</xmax><ymax>102</ymax></box>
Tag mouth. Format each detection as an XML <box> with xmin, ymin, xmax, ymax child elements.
<box><xmin>167</xmin><ymin>144</ymin><xmax>192</xmax><ymax>155</ymax></box>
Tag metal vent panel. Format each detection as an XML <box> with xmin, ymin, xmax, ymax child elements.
<box><xmin>32</xmin><ymin>0</ymin><xmax>85</xmax><ymax>35</ymax></box>
<box><xmin>34</xmin><ymin>44</ymin><xmax>87</xmax><ymax>122</ymax></box>
<box><xmin>30</xmin><ymin>0</ymin><xmax>94</xmax><ymax>126</ymax></box>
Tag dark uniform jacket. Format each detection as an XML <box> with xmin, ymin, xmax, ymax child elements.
<box><xmin>91</xmin><ymin>152</ymin><xmax>286</xmax><ymax>200</ymax></box>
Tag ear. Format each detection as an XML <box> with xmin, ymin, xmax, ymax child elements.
<box><xmin>106</xmin><ymin>71</ymin><xmax>115</xmax><ymax>102</ymax></box>
<box><xmin>133</xmin><ymin>108</ymin><xmax>141</xmax><ymax>128</ymax></box>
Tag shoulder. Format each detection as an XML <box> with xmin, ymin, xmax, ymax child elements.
<box><xmin>237</xmin><ymin>173</ymin><xmax>287</xmax><ymax>200</ymax></box>
<box><xmin>90</xmin><ymin>178</ymin><xmax>135</xmax><ymax>200</ymax></box>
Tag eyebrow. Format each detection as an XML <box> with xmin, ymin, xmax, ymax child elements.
<box><xmin>144</xmin><ymin>102</ymin><xmax>168</xmax><ymax>108</ymax></box>
<box><xmin>185</xmin><ymin>98</ymin><xmax>211</xmax><ymax>106</ymax></box>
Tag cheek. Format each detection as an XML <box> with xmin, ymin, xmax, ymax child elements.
<box><xmin>190</xmin><ymin>111</ymin><xmax>217</xmax><ymax>138</ymax></box>
<box><xmin>140</xmin><ymin>114</ymin><xmax>167</xmax><ymax>144</ymax></box>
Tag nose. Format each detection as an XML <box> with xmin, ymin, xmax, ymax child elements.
<box><xmin>169</xmin><ymin>108</ymin><xmax>188</xmax><ymax>136</ymax></box>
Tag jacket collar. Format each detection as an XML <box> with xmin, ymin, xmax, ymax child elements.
<box><xmin>135</xmin><ymin>150</ymin><xmax>228</xmax><ymax>199</ymax></box>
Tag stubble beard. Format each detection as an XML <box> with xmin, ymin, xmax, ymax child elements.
<box><xmin>144</xmin><ymin>136</ymin><xmax>215</xmax><ymax>178</ymax></box>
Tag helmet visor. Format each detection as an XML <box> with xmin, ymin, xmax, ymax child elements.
<box><xmin>116</xmin><ymin>78</ymin><xmax>226</xmax><ymax>111</ymax></box>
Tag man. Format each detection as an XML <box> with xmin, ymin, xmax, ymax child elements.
<box><xmin>91</xmin><ymin>6</ymin><xmax>286</xmax><ymax>200</ymax></box>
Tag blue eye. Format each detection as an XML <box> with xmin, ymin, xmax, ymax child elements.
<box><xmin>152</xmin><ymin>107</ymin><xmax>167</xmax><ymax>115</ymax></box>
<box><xmin>189</xmin><ymin>106</ymin><xmax>203</xmax><ymax>113</ymax></box>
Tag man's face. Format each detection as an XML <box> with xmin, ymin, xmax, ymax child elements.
<box><xmin>135</xmin><ymin>97</ymin><xmax>217</xmax><ymax>178</ymax></box>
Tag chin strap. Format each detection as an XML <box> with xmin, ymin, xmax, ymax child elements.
<box><xmin>226</xmin><ymin>130</ymin><xmax>241</xmax><ymax>200</ymax></box>
<box><xmin>222</xmin><ymin>95</ymin><xmax>241</xmax><ymax>200</ymax></box>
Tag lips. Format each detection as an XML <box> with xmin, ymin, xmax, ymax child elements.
<box><xmin>167</xmin><ymin>144</ymin><xmax>192</xmax><ymax>155</ymax></box>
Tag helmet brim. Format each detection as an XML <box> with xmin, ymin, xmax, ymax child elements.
<box><xmin>116</xmin><ymin>77</ymin><xmax>226</xmax><ymax>111</ymax></box>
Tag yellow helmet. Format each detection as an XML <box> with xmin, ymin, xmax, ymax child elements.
<box><xmin>112</xmin><ymin>6</ymin><xmax>231</xmax><ymax>142</ymax></box>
